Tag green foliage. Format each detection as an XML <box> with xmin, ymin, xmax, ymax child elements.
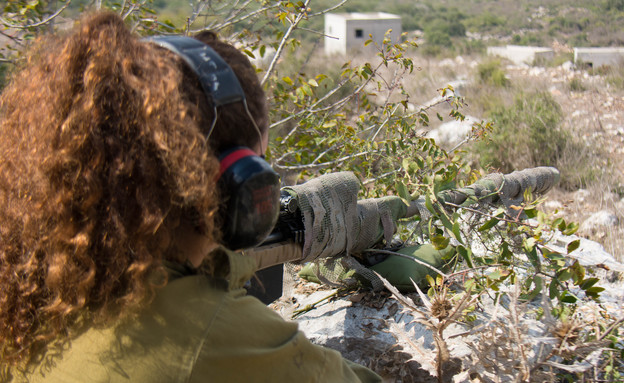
<box><xmin>604</xmin><ymin>0</ymin><xmax>624</xmax><ymax>11</ymax></box>
<box><xmin>0</xmin><ymin>62</ymin><xmax>9</xmax><ymax>90</ymax></box>
<box><xmin>424</xmin><ymin>29</ymin><xmax>452</xmax><ymax>47</ymax></box>
<box><xmin>568</xmin><ymin>77</ymin><xmax>586</xmax><ymax>92</ymax></box>
<box><xmin>476</xmin><ymin>59</ymin><xmax>510</xmax><ymax>88</ymax></box>
<box><xmin>476</xmin><ymin>91</ymin><xmax>564</xmax><ymax>170</ymax></box>
<box><xmin>603</xmin><ymin>63</ymin><xmax>624</xmax><ymax>91</ymax></box>
<box><xmin>548</xmin><ymin>52</ymin><xmax>574</xmax><ymax>67</ymax></box>
<box><xmin>472</xmin><ymin>90</ymin><xmax>602</xmax><ymax>190</ymax></box>
<box><xmin>465</xmin><ymin>11</ymin><xmax>505</xmax><ymax>32</ymax></box>
<box><xmin>511</xmin><ymin>32</ymin><xmax>544</xmax><ymax>46</ymax></box>
<box><xmin>422</xmin><ymin>8</ymin><xmax>466</xmax><ymax>50</ymax></box>
<box><xmin>548</xmin><ymin>15</ymin><xmax>590</xmax><ymax>34</ymax></box>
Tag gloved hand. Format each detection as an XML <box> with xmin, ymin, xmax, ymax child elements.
<box><xmin>282</xmin><ymin>172</ymin><xmax>409</xmax><ymax>262</ymax></box>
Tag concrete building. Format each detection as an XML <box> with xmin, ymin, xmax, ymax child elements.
<box><xmin>487</xmin><ymin>45</ymin><xmax>554</xmax><ymax>65</ymax></box>
<box><xmin>574</xmin><ymin>47</ymin><xmax>624</xmax><ymax>68</ymax></box>
<box><xmin>324</xmin><ymin>12</ymin><xmax>402</xmax><ymax>55</ymax></box>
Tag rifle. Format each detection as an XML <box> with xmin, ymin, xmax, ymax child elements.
<box><xmin>246</xmin><ymin>166</ymin><xmax>561</xmax><ymax>271</ymax></box>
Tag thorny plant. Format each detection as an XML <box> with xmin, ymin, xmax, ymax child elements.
<box><xmin>377</xmin><ymin>264</ymin><xmax>622</xmax><ymax>382</ymax></box>
<box><xmin>375</xmin><ymin>271</ymin><xmax>480</xmax><ymax>383</ymax></box>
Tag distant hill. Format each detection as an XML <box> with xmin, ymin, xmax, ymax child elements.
<box><xmin>343</xmin><ymin>0</ymin><xmax>624</xmax><ymax>47</ymax></box>
<box><xmin>149</xmin><ymin>0</ymin><xmax>624</xmax><ymax>50</ymax></box>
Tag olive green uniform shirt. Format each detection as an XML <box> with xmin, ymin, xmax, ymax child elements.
<box><xmin>15</xmin><ymin>248</ymin><xmax>381</xmax><ymax>383</ymax></box>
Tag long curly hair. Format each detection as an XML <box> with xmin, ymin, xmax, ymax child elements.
<box><xmin>0</xmin><ymin>12</ymin><xmax>267</xmax><ymax>368</ymax></box>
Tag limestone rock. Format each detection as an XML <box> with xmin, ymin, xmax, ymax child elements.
<box><xmin>579</xmin><ymin>210</ymin><xmax>619</xmax><ymax>236</ymax></box>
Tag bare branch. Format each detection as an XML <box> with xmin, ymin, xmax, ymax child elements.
<box><xmin>308</xmin><ymin>0</ymin><xmax>348</xmax><ymax>17</ymax></box>
<box><xmin>270</xmin><ymin>59</ymin><xmax>388</xmax><ymax>134</ymax></box>
<box><xmin>0</xmin><ymin>0</ymin><xmax>71</xmax><ymax>29</ymax></box>
<box><xmin>273</xmin><ymin>150</ymin><xmax>375</xmax><ymax>171</ymax></box>
<box><xmin>261</xmin><ymin>0</ymin><xmax>311</xmax><ymax>86</ymax></box>
<box><xmin>599</xmin><ymin>316</ymin><xmax>624</xmax><ymax>341</ymax></box>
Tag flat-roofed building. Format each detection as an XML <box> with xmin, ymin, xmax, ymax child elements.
<box><xmin>324</xmin><ymin>12</ymin><xmax>402</xmax><ymax>55</ymax></box>
<box><xmin>574</xmin><ymin>47</ymin><xmax>624</xmax><ymax>68</ymax></box>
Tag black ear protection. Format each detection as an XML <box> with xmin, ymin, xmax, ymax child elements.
<box><xmin>145</xmin><ymin>36</ymin><xmax>280</xmax><ymax>250</ymax></box>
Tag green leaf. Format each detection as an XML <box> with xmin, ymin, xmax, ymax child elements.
<box><xmin>524</xmin><ymin>208</ymin><xmax>537</xmax><ymax>219</ymax></box>
<box><xmin>549</xmin><ymin>279</ymin><xmax>559</xmax><ymax>299</ymax></box>
<box><xmin>558</xmin><ymin>268</ymin><xmax>573</xmax><ymax>282</ymax></box>
<box><xmin>571</xmin><ymin>261</ymin><xmax>585</xmax><ymax>284</ymax></box>
<box><xmin>438</xmin><ymin>211</ymin><xmax>453</xmax><ymax>232</ymax></box>
<box><xmin>567</xmin><ymin>239</ymin><xmax>581</xmax><ymax>253</ymax></box>
<box><xmin>282</xmin><ymin>76</ymin><xmax>294</xmax><ymax>86</ymax></box>
<box><xmin>401</xmin><ymin>158</ymin><xmax>410</xmax><ymax>171</ymax></box>
<box><xmin>479</xmin><ymin>214</ymin><xmax>501</xmax><ymax>232</ymax></box>
<box><xmin>579</xmin><ymin>277</ymin><xmax>599</xmax><ymax>290</ymax></box>
<box><xmin>499</xmin><ymin>242</ymin><xmax>513</xmax><ymax>262</ymax></box>
<box><xmin>563</xmin><ymin>222</ymin><xmax>579</xmax><ymax>235</ymax></box>
<box><xmin>295</xmin><ymin>87</ymin><xmax>305</xmax><ymax>99</ymax></box>
<box><xmin>425</xmin><ymin>193</ymin><xmax>436</xmax><ymax>215</ymax></box>
<box><xmin>431</xmin><ymin>234</ymin><xmax>450</xmax><ymax>250</ymax></box>
<box><xmin>585</xmin><ymin>286</ymin><xmax>605</xmax><ymax>299</ymax></box>
<box><xmin>560</xmin><ymin>291</ymin><xmax>578</xmax><ymax>304</ymax></box>
<box><xmin>488</xmin><ymin>269</ymin><xmax>510</xmax><ymax>281</ymax></box>
<box><xmin>395</xmin><ymin>181</ymin><xmax>410</xmax><ymax>201</ymax></box>
<box><xmin>521</xmin><ymin>276</ymin><xmax>542</xmax><ymax>301</ymax></box>
<box><xmin>302</xmin><ymin>84</ymin><xmax>313</xmax><ymax>97</ymax></box>
<box><xmin>457</xmin><ymin>245</ymin><xmax>474</xmax><ymax>268</ymax></box>
<box><xmin>452</xmin><ymin>220</ymin><xmax>463</xmax><ymax>245</ymax></box>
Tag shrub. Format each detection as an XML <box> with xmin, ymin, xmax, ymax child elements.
<box><xmin>425</xmin><ymin>29</ymin><xmax>452</xmax><ymax>47</ymax></box>
<box><xmin>476</xmin><ymin>59</ymin><xmax>510</xmax><ymax>87</ymax></box>
<box><xmin>604</xmin><ymin>0</ymin><xmax>624</xmax><ymax>11</ymax></box>
<box><xmin>473</xmin><ymin>91</ymin><xmax>600</xmax><ymax>189</ymax></box>
<box><xmin>568</xmin><ymin>77</ymin><xmax>586</xmax><ymax>92</ymax></box>
<box><xmin>511</xmin><ymin>33</ymin><xmax>544</xmax><ymax>46</ymax></box>
<box><xmin>476</xmin><ymin>92</ymin><xmax>563</xmax><ymax>171</ymax></box>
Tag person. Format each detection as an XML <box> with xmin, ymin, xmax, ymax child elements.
<box><xmin>0</xmin><ymin>12</ymin><xmax>381</xmax><ymax>382</ymax></box>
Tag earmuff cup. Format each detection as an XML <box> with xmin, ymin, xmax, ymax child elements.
<box><xmin>145</xmin><ymin>36</ymin><xmax>281</xmax><ymax>250</ymax></box>
<box><xmin>218</xmin><ymin>148</ymin><xmax>281</xmax><ymax>249</ymax></box>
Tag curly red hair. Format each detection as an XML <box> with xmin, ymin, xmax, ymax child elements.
<box><xmin>0</xmin><ymin>12</ymin><xmax>267</xmax><ymax>368</ymax></box>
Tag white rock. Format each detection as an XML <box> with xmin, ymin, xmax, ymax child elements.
<box><xmin>543</xmin><ymin>199</ymin><xmax>563</xmax><ymax>210</ymax></box>
<box><xmin>427</xmin><ymin>115</ymin><xmax>479</xmax><ymax>147</ymax></box>
<box><xmin>439</xmin><ymin>58</ymin><xmax>455</xmax><ymax>67</ymax></box>
<box><xmin>559</xmin><ymin>61</ymin><xmax>574</xmax><ymax>71</ymax></box>
<box><xmin>574</xmin><ymin>189</ymin><xmax>591</xmax><ymax>203</ymax></box>
<box><xmin>580</xmin><ymin>210</ymin><xmax>619</xmax><ymax>233</ymax></box>
<box><xmin>548</xmin><ymin>231</ymin><xmax>624</xmax><ymax>272</ymax></box>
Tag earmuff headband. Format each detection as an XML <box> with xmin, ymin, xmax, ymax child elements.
<box><xmin>145</xmin><ymin>36</ymin><xmax>245</xmax><ymax>107</ymax></box>
<box><xmin>144</xmin><ymin>36</ymin><xmax>265</xmax><ymax>152</ymax></box>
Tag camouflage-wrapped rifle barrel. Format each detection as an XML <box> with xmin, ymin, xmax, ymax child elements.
<box><xmin>405</xmin><ymin>166</ymin><xmax>561</xmax><ymax>218</ymax></box>
<box><xmin>250</xmin><ymin>167</ymin><xmax>560</xmax><ymax>269</ymax></box>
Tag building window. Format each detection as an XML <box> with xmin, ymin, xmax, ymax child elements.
<box><xmin>355</xmin><ymin>29</ymin><xmax>363</xmax><ymax>38</ymax></box>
